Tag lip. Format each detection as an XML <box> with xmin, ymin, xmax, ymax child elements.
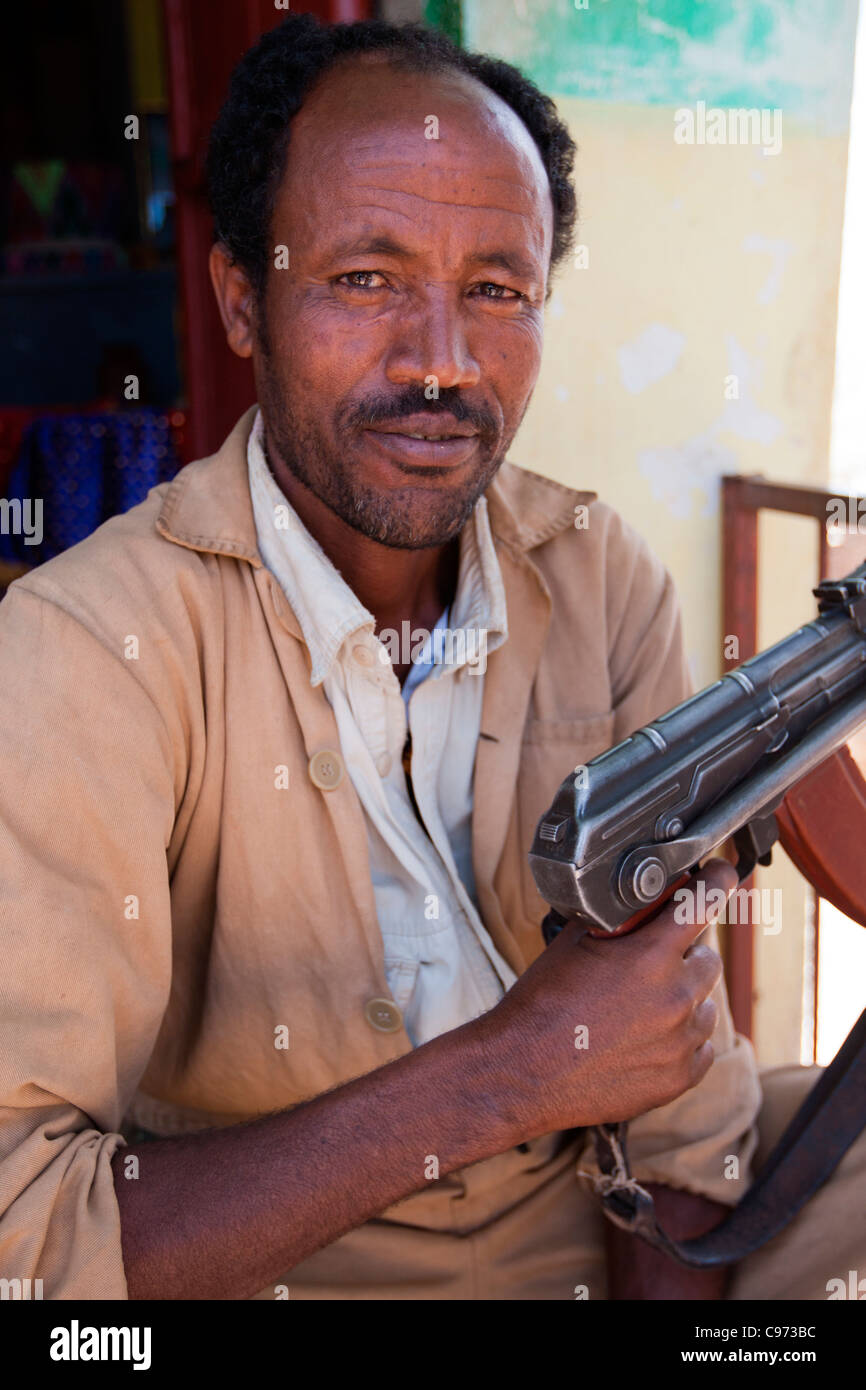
<box><xmin>362</xmin><ymin>428</ymin><xmax>480</xmax><ymax>468</ymax></box>
<box><xmin>370</xmin><ymin>414</ymin><xmax>478</xmax><ymax>440</ymax></box>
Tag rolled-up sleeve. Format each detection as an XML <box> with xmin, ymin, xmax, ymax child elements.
<box><xmin>582</xmin><ymin>515</ymin><xmax>762</xmax><ymax>1205</ymax></box>
<box><xmin>0</xmin><ymin>579</ymin><xmax>177</xmax><ymax>1297</ymax></box>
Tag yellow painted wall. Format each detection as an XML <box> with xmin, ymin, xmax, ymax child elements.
<box><xmin>515</xmin><ymin>100</ymin><xmax>848</xmax><ymax>691</ymax></box>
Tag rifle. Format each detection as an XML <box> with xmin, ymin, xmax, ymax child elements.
<box><xmin>529</xmin><ymin>562</ymin><xmax>866</xmax><ymax>1267</ymax></box>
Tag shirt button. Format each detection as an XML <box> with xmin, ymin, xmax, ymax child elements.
<box><xmin>364</xmin><ymin>997</ymin><xmax>403</xmax><ymax>1033</ymax></box>
<box><xmin>352</xmin><ymin>643</ymin><xmax>374</xmax><ymax>667</ymax></box>
<box><xmin>308</xmin><ymin>748</ymin><xmax>344</xmax><ymax>790</ymax></box>
<box><xmin>376</xmin><ymin>752</ymin><xmax>392</xmax><ymax>777</ymax></box>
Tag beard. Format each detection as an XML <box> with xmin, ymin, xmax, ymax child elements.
<box><xmin>256</xmin><ymin>350</ymin><xmax>519</xmax><ymax>551</ymax></box>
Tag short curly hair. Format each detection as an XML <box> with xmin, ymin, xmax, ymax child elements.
<box><xmin>206</xmin><ymin>14</ymin><xmax>578</xmax><ymax>303</ymax></box>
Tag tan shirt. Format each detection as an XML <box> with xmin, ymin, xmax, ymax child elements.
<box><xmin>247</xmin><ymin>408</ymin><xmax>517</xmax><ymax>1044</ymax></box>
<box><xmin>0</xmin><ymin>406</ymin><xmax>761</xmax><ymax>1298</ymax></box>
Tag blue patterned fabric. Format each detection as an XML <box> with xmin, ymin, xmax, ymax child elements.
<box><xmin>0</xmin><ymin>410</ymin><xmax>181</xmax><ymax>565</ymax></box>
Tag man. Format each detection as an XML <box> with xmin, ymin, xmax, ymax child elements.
<box><xmin>0</xmin><ymin>16</ymin><xmax>861</xmax><ymax>1302</ymax></box>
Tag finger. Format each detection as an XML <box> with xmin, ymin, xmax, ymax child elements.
<box><xmin>691</xmin><ymin>995</ymin><xmax>719</xmax><ymax>1043</ymax></box>
<box><xmin>645</xmin><ymin>858</ymin><xmax>738</xmax><ymax>952</ymax></box>
<box><xmin>683</xmin><ymin>942</ymin><xmax>723</xmax><ymax>992</ymax></box>
<box><xmin>689</xmin><ymin>1038</ymin><xmax>715</xmax><ymax>1086</ymax></box>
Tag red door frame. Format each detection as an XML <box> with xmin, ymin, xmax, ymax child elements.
<box><xmin>161</xmin><ymin>0</ymin><xmax>371</xmax><ymax>463</ymax></box>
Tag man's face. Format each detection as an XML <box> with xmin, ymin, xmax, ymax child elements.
<box><xmin>252</xmin><ymin>55</ymin><xmax>553</xmax><ymax>550</ymax></box>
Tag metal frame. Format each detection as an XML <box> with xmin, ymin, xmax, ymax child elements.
<box><xmin>722</xmin><ymin>474</ymin><xmax>866</xmax><ymax>1043</ymax></box>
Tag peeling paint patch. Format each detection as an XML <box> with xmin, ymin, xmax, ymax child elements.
<box><xmin>618</xmin><ymin>323</ymin><xmax>686</xmax><ymax>394</ymax></box>
<box><xmin>638</xmin><ymin>336</ymin><xmax>782</xmax><ymax>519</ymax></box>
<box><xmin>742</xmin><ymin>233</ymin><xmax>794</xmax><ymax>304</ymax></box>
<box><xmin>638</xmin><ymin>433</ymin><xmax>737</xmax><ymax>519</ymax></box>
<box><xmin>721</xmin><ymin>334</ymin><xmax>783</xmax><ymax>443</ymax></box>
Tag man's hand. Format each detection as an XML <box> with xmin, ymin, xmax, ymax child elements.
<box><xmin>114</xmin><ymin>860</ymin><xmax>735</xmax><ymax>1298</ymax></box>
<box><xmin>477</xmin><ymin>858</ymin><xmax>736</xmax><ymax>1139</ymax></box>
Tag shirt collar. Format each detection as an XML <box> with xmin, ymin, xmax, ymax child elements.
<box><xmin>156</xmin><ymin>405</ymin><xmax>597</xmax><ymax>640</ymax></box>
<box><xmin>247</xmin><ymin>409</ymin><xmax>372</xmax><ymax>685</ymax></box>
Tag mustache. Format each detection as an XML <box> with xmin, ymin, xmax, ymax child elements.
<box><xmin>342</xmin><ymin>388</ymin><xmax>498</xmax><ymax>438</ymax></box>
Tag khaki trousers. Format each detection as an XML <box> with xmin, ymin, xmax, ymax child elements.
<box><xmin>254</xmin><ymin>1065</ymin><xmax>866</xmax><ymax>1300</ymax></box>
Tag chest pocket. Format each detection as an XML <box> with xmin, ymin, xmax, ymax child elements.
<box><xmin>516</xmin><ymin>712</ymin><xmax>616</xmax><ymax>926</ymax></box>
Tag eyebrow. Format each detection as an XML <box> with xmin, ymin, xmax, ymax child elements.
<box><xmin>325</xmin><ymin>235</ymin><xmax>539</xmax><ymax>281</ymax></box>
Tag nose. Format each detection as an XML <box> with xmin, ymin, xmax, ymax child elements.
<box><xmin>384</xmin><ymin>287</ymin><xmax>481</xmax><ymax>393</ymax></box>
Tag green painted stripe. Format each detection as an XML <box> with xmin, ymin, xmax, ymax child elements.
<box><xmin>462</xmin><ymin>0</ymin><xmax>860</xmax><ymax>134</ymax></box>
<box><xmin>424</xmin><ymin>0</ymin><xmax>463</xmax><ymax>46</ymax></box>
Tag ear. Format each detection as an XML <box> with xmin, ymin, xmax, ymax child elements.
<box><xmin>209</xmin><ymin>243</ymin><xmax>257</xmax><ymax>360</ymax></box>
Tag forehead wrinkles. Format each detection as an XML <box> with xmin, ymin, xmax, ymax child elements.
<box><xmin>324</xmin><ymin>190</ymin><xmax>543</xmax><ymax>230</ymax></box>
<box><xmin>344</xmin><ymin>161</ymin><xmax>541</xmax><ymax>212</ymax></box>
<box><xmin>297</xmin><ymin>194</ymin><xmax>549</xmax><ymax>271</ymax></box>
<box><xmin>289</xmin><ymin>151</ymin><xmax>550</xmax><ymax>247</ymax></box>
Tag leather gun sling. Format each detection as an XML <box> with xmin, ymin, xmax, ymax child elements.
<box><xmin>591</xmin><ymin>1004</ymin><xmax>866</xmax><ymax>1267</ymax></box>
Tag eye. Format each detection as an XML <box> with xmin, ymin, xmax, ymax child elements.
<box><xmin>472</xmin><ymin>282</ymin><xmax>525</xmax><ymax>302</ymax></box>
<box><xmin>336</xmin><ymin>270</ymin><xmax>388</xmax><ymax>290</ymax></box>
